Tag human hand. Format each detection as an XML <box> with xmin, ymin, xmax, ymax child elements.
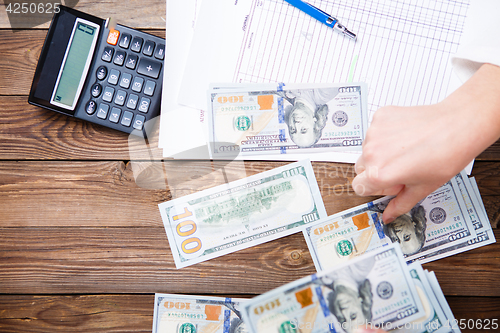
<box><xmin>352</xmin><ymin>63</ymin><xmax>500</xmax><ymax>223</ymax></box>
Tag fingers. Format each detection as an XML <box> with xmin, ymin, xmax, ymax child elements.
<box><xmin>352</xmin><ymin>171</ymin><xmax>377</xmax><ymax>195</ymax></box>
<box><xmin>382</xmin><ymin>186</ymin><xmax>429</xmax><ymax>224</ymax></box>
<box><xmin>354</xmin><ymin>155</ymin><xmax>366</xmax><ymax>174</ymax></box>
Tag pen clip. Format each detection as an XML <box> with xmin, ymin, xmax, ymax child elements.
<box><xmin>303</xmin><ymin>1</ymin><xmax>338</xmax><ymax>27</ymax></box>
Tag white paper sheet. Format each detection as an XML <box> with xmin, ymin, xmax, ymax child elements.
<box><xmin>159</xmin><ymin>0</ymin><xmax>207</xmax><ymax>157</ymax></box>
<box><xmin>162</xmin><ymin>0</ymin><xmax>470</xmax><ymax>163</ymax></box>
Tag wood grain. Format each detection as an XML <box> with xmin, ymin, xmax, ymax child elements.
<box><xmin>1</xmin><ymin>159</ymin><xmax>499</xmax><ymax>226</ymax></box>
<box><xmin>0</xmin><ymin>295</ymin><xmax>155</xmax><ymax>333</ymax></box>
<box><xmin>0</xmin><ymin>295</ymin><xmax>499</xmax><ymax>333</ymax></box>
<box><xmin>1</xmin><ymin>93</ymin><xmax>500</xmax><ymax>161</ymax></box>
<box><xmin>0</xmin><ymin>0</ymin><xmax>166</xmax><ymax>29</ymax></box>
<box><xmin>0</xmin><ymin>227</ymin><xmax>499</xmax><ymax>296</ymax></box>
<box><xmin>0</xmin><ymin>160</ymin><xmax>383</xmax><ymax>226</ymax></box>
<box><xmin>1</xmin><ymin>0</ymin><xmax>500</xmax><ymax>325</ymax></box>
<box><xmin>0</xmin><ymin>29</ymin><xmax>165</xmax><ymax>96</ymax></box>
<box><xmin>0</xmin><ymin>228</ymin><xmax>315</xmax><ymax>295</ymax></box>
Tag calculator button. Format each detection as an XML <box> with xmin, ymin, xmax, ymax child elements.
<box><xmin>137</xmin><ymin>58</ymin><xmax>162</xmax><ymax>79</ymax></box>
<box><xmin>109</xmin><ymin>107</ymin><xmax>121</xmax><ymax>123</ymax></box>
<box><xmin>107</xmin><ymin>29</ymin><xmax>120</xmax><ymax>46</ymax></box>
<box><xmin>113</xmin><ymin>50</ymin><xmax>126</xmax><ymax>66</ymax></box>
<box><xmin>133</xmin><ymin>114</ymin><xmax>146</xmax><ymax>130</ymax></box>
<box><xmin>102</xmin><ymin>47</ymin><xmax>114</xmax><ymax>62</ymax></box>
<box><xmin>91</xmin><ymin>83</ymin><xmax>102</xmax><ymax>98</ymax></box>
<box><xmin>126</xmin><ymin>94</ymin><xmax>139</xmax><ymax>109</ymax></box>
<box><xmin>131</xmin><ymin>36</ymin><xmax>143</xmax><ymax>53</ymax></box>
<box><xmin>121</xmin><ymin>111</ymin><xmax>134</xmax><ymax>127</ymax></box>
<box><xmin>119</xmin><ymin>73</ymin><xmax>132</xmax><ymax>89</ymax></box>
<box><xmin>96</xmin><ymin>66</ymin><xmax>107</xmax><ymax>80</ymax></box>
<box><xmin>125</xmin><ymin>54</ymin><xmax>138</xmax><ymax>70</ymax></box>
<box><xmin>97</xmin><ymin>103</ymin><xmax>109</xmax><ymax>119</ymax></box>
<box><xmin>102</xmin><ymin>87</ymin><xmax>115</xmax><ymax>102</ymax></box>
<box><xmin>144</xmin><ymin>80</ymin><xmax>156</xmax><ymax>96</ymax></box>
<box><xmin>85</xmin><ymin>100</ymin><xmax>97</xmax><ymax>115</ymax></box>
<box><xmin>143</xmin><ymin>40</ymin><xmax>155</xmax><ymax>57</ymax></box>
<box><xmin>108</xmin><ymin>69</ymin><xmax>120</xmax><ymax>85</ymax></box>
<box><xmin>114</xmin><ymin>90</ymin><xmax>127</xmax><ymax>106</ymax></box>
<box><xmin>138</xmin><ymin>97</ymin><xmax>151</xmax><ymax>113</ymax></box>
<box><xmin>131</xmin><ymin>77</ymin><xmax>144</xmax><ymax>92</ymax></box>
<box><xmin>119</xmin><ymin>33</ymin><xmax>131</xmax><ymax>49</ymax></box>
<box><xmin>154</xmin><ymin>43</ymin><xmax>165</xmax><ymax>60</ymax></box>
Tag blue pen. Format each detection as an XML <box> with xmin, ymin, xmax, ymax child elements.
<box><xmin>284</xmin><ymin>0</ymin><xmax>356</xmax><ymax>40</ymax></box>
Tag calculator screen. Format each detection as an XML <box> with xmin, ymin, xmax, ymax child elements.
<box><xmin>50</xmin><ymin>18</ymin><xmax>100</xmax><ymax>110</ymax></box>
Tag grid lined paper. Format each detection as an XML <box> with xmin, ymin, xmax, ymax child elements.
<box><xmin>234</xmin><ymin>0</ymin><xmax>469</xmax><ymax>118</ymax></box>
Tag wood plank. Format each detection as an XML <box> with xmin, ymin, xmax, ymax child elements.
<box><xmin>477</xmin><ymin>141</ymin><xmax>500</xmax><ymax>161</ymax></box>
<box><xmin>0</xmin><ymin>227</ymin><xmax>499</xmax><ymax>296</ymax></box>
<box><xmin>0</xmin><ymin>0</ymin><xmax>166</xmax><ymax>29</ymax></box>
<box><xmin>0</xmin><ymin>159</ymin><xmax>498</xmax><ymax>227</ymax></box>
<box><xmin>0</xmin><ymin>295</ymin><xmax>498</xmax><ymax>333</ymax></box>
<box><xmin>0</xmin><ymin>29</ymin><xmax>165</xmax><ymax>96</ymax></box>
<box><xmin>0</xmin><ymin>228</ymin><xmax>316</xmax><ymax>295</ymax></box>
<box><xmin>471</xmin><ymin>162</ymin><xmax>500</xmax><ymax>196</ymax></box>
<box><xmin>0</xmin><ymin>295</ymin><xmax>156</xmax><ymax>333</ymax></box>
<box><xmin>0</xmin><ymin>161</ymin><xmax>166</xmax><ymax>227</ymax></box>
<box><xmin>447</xmin><ymin>296</ymin><xmax>500</xmax><ymax>332</ymax></box>
<box><xmin>2</xmin><ymin>93</ymin><xmax>500</xmax><ymax>161</ymax></box>
<box><xmin>0</xmin><ymin>97</ymin><xmax>134</xmax><ymax>160</ymax></box>
<box><xmin>0</xmin><ymin>160</ymin><xmax>382</xmax><ymax>226</ymax></box>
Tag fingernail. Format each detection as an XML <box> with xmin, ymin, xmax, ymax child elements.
<box><xmin>384</xmin><ymin>216</ymin><xmax>395</xmax><ymax>224</ymax></box>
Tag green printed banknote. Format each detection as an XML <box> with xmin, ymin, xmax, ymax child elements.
<box><xmin>412</xmin><ymin>172</ymin><xmax>495</xmax><ymax>263</ymax></box>
<box><xmin>159</xmin><ymin>160</ymin><xmax>326</xmax><ymax>268</ymax></box>
<box><xmin>241</xmin><ymin>244</ymin><xmax>426</xmax><ymax>333</ymax></box>
<box><xmin>391</xmin><ymin>263</ymin><xmax>459</xmax><ymax>333</ymax></box>
<box><xmin>152</xmin><ymin>293</ymin><xmax>249</xmax><ymax>333</ymax></box>
<box><xmin>208</xmin><ymin>83</ymin><xmax>368</xmax><ymax>158</ymax></box>
<box><xmin>303</xmin><ymin>176</ymin><xmax>489</xmax><ymax>270</ymax></box>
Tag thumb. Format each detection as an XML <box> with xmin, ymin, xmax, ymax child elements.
<box><xmin>382</xmin><ymin>186</ymin><xmax>429</xmax><ymax>224</ymax></box>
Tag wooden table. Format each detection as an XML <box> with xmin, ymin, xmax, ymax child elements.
<box><xmin>0</xmin><ymin>1</ymin><xmax>499</xmax><ymax>331</ymax></box>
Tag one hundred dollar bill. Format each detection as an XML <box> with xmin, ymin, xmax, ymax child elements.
<box><xmin>241</xmin><ymin>244</ymin><xmax>425</xmax><ymax>333</ymax></box>
<box><xmin>208</xmin><ymin>83</ymin><xmax>368</xmax><ymax>158</ymax></box>
<box><xmin>410</xmin><ymin>173</ymin><xmax>496</xmax><ymax>264</ymax></box>
<box><xmin>424</xmin><ymin>271</ymin><xmax>461</xmax><ymax>333</ymax></box>
<box><xmin>304</xmin><ymin>177</ymin><xmax>478</xmax><ymax>269</ymax></box>
<box><xmin>158</xmin><ymin>160</ymin><xmax>327</xmax><ymax>268</ymax></box>
<box><xmin>152</xmin><ymin>293</ymin><xmax>249</xmax><ymax>333</ymax></box>
<box><xmin>303</xmin><ymin>205</ymin><xmax>389</xmax><ymax>272</ymax></box>
<box><xmin>389</xmin><ymin>263</ymin><xmax>458</xmax><ymax>333</ymax></box>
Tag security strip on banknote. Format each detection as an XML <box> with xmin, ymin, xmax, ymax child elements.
<box><xmin>241</xmin><ymin>244</ymin><xmax>425</xmax><ymax>333</ymax></box>
<box><xmin>159</xmin><ymin>159</ymin><xmax>327</xmax><ymax>268</ymax></box>
<box><xmin>208</xmin><ymin>83</ymin><xmax>368</xmax><ymax>158</ymax></box>
<box><xmin>304</xmin><ymin>176</ymin><xmax>485</xmax><ymax>271</ymax></box>
<box><xmin>152</xmin><ymin>293</ymin><xmax>249</xmax><ymax>333</ymax></box>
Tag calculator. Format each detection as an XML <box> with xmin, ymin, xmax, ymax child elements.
<box><xmin>28</xmin><ymin>5</ymin><xmax>164</xmax><ymax>136</ymax></box>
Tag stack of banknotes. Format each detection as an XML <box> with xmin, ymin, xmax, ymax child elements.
<box><xmin>156</xmin><ymin>156</ymin><xmax>494</xmax><ymax>332</ymax></box>
<box><xmin>158</xmin><ymin>160</ymin><xmax>494</xmax><ymax>269</ymax></box>
<box><xmin>152</xmin><ymin>245</ymin><xmax>462</xmax><ymax>333</ymax></box>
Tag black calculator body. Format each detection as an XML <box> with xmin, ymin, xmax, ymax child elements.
<box><xmin>28</xmin><ymin>5</ymin><xmax>164</xmax><ymax>136</ymax></box>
